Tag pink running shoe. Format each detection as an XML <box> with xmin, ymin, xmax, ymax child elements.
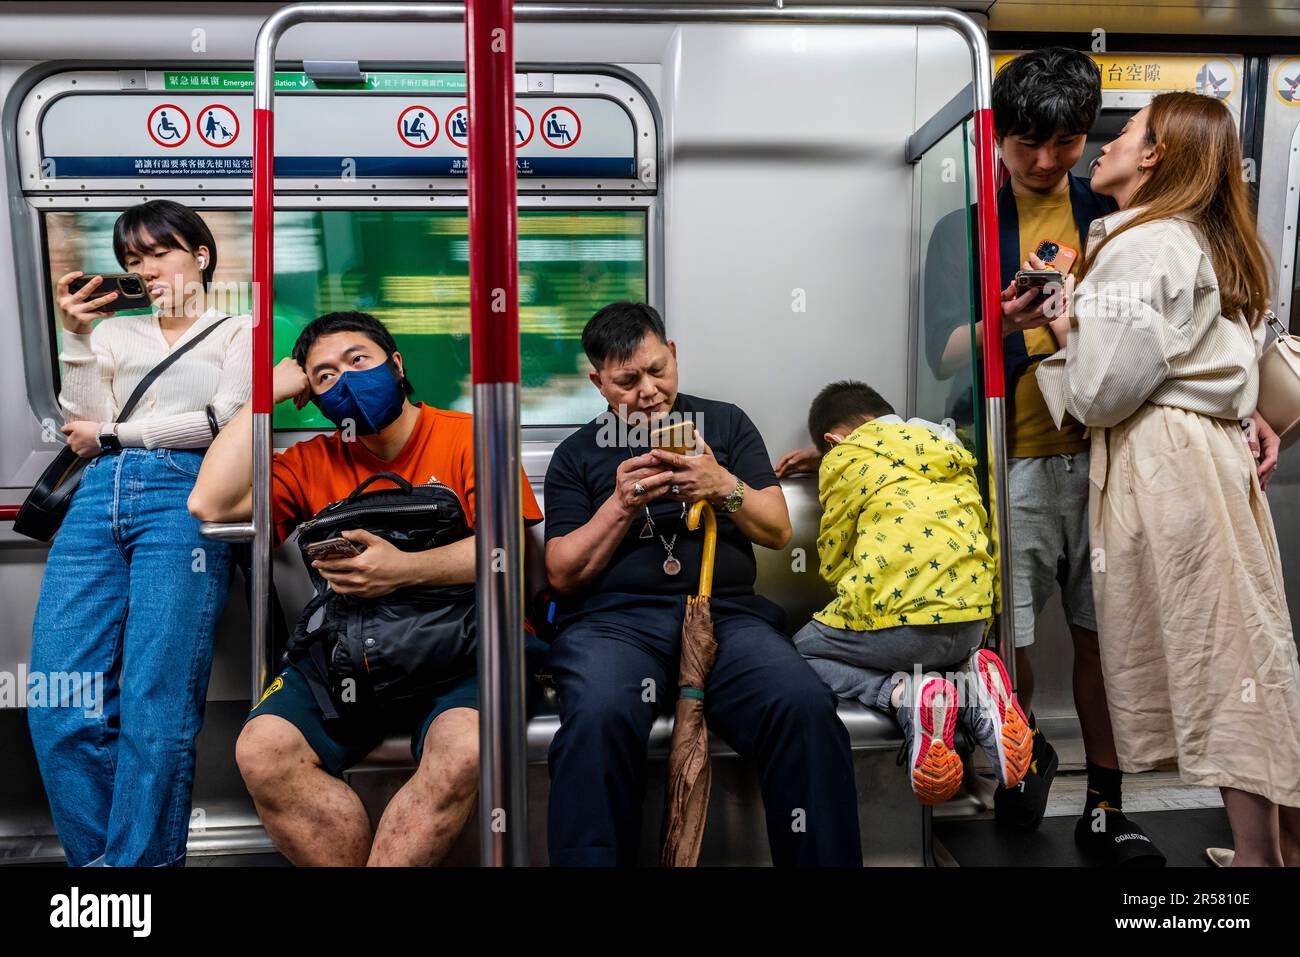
<box><xmin>963</xmin><ymin>649</ymin><xmax>1033</xmax><ymax>788</ymax></box>
<box><xmin>896</xmin><ymin>673</ymin><xmax>964</xmax><ymax>805</ymax></box>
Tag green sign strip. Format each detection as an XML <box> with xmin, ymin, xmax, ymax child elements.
<box><xmin>162</xmin><ymin>71</ymin><xmax>468</xmax><ymax>93</ymax></box>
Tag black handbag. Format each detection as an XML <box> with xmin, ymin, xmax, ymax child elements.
<box><xmin>284</xmin><ymin>471</ymin><xmax>478</xmax><ymax>721</ymax></box>
<box><xmin>14</xmin><ymin>315</ymin><xmax>232</xmax><ymax>542</ymax></box>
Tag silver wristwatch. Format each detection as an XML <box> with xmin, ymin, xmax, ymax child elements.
<box><xmin>720</xmin><ymin>479</ymin><xmax>745</xmax><ymax>513</ymax></box>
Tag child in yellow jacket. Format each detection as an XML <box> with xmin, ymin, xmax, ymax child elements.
<box><xmin>793</xmin><ymin>381</ymin><xmax>1031</xmax><ymax>805</ymax></box>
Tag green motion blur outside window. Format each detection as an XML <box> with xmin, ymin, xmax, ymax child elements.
<box><xmin>45</xmin><ymin>208</ymin><xmax>648</xmax><ymax>429</ymax></box>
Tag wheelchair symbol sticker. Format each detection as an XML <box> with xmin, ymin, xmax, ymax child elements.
<box><xmin>541</xmin><ymin>107</ymin><xmax>580</xmax><ymax>149</ymax></box>
<box><xmin>515</xmin><ymin>107</ymin><xmax>534</xmax><ymax>148</ymax></box>
<box><xmin>398</xmin><ymin>105</ymin><xmax>439</xmax><ymax>147</ymax></box>
<box><xmin>445</xmin><ymin>105</ymin><xmax>469</xmax><ymax>148</ymax></box>
<box><xmin>147</xmin><ymin>104</ymin><xmax>190</xmax><ymax>148</ymax></box>
<box><xmin>197</xmin><ymin>104</ymin><xmax>239</xmax><ymax>148</ymax></box>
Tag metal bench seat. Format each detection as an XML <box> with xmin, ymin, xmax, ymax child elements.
<box><xmin>350</xmin><ymin>697</ymin><xmax>923</xmax><ymax>866</ymax></box>
<box><xmin>359</xmin><ymin>697</ymin><xmax>902</xmax><ymax>768</ymax></box>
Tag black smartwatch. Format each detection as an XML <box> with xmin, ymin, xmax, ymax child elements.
<box><xmin>98</xmin><ymin>425</ymin><xmax>122</xmax><ymax>453</ymax></box>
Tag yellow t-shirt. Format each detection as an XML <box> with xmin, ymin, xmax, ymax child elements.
<box><xmin>1010</xmin><ymin>189</ymin><xmax>1088</xmax><ymax>458</ymax></box>
<box><xmin>813</xmin><ymin>418</ymin><xmax>995</xmax><ymax>631</ymax></box>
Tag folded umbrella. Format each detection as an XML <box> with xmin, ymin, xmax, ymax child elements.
<box><xmin>660</xmin><ymin>498</ymin><xmax>718</xmax><ymax>867</ymax></box>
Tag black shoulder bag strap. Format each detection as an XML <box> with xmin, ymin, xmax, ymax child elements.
<box><xmin>114</xmin><ymin>314</ymin><xmax>233</xmax><ymax>425</ymax></box>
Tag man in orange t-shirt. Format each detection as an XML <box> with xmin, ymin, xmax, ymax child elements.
<box><xmin>190</xmin><ymin>311</ymin><xmax>541</xmax><ymax>866</ymax></box>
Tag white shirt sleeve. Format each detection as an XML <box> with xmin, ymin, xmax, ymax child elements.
<box><xmin>57</xmin><ymin>325</ymin><xmax>115</xmax><ymax>425</ymax></box>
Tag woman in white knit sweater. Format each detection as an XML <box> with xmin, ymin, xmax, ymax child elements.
<box><xmin>29</xmin><ymin>200</ymin><xmax>251</xmax><ymax>867</ymax></box>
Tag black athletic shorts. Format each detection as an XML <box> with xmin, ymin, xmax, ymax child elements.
<box><xmin>245</xmin><ymin>664</ymin><xmax>479</xmax><ymax>777</ymax></box>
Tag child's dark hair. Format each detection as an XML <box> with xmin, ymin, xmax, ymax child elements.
<box><xmin>291</xmin><ymin>311</ymin><xmax>414</xmax><ymax>396</ymax></box>
<box><xmin>992</xmin><ymin>46</ymin><xmax>1102</xmax><ymax>142</ymax></box>
<box><xmin>808</xmin><ymin>380</ymin><xmax>895</xmax><ymax>455</ymax></box>
<box><xmin>581</xmin><ymin>301</ymin><xmax>667</xmax><ymax>368</ymax></box>
<box><xmin>113</xmin><ymin>199</ymin><xmax>218</xmax><ymax>286</ymax></box>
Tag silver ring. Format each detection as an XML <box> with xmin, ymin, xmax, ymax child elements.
<box><xmin>632</xmin><ymin>481</ymin><xmax>645</xmax><ymax>497</ymax></box>
<box><xmin>671</xmin><ymin>484</ymin><xmax>681</xmax><ymax>496</ymax></box>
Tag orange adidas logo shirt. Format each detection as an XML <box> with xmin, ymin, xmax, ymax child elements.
<box><xmin>271</xmin><ymin>402</ymin><xmax>542</xmax><ymax>548</ymax></box>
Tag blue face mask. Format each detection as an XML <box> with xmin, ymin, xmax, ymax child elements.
<box><xmin>313</xmin><ymin>359</ymin><xmax>406</xmax><ymax>435</ymax></box>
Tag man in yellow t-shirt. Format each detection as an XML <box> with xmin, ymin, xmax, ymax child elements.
<box><xmin>792</xmin><ymin>381</ymin><xmax>1032</xmax><ymax>807</ymax></box>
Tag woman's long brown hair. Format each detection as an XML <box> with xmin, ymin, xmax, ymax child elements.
<box><xmin>1080</xmin><ymin>91</ymin><xmax>1271</xmax><ymax>326</ymax></box>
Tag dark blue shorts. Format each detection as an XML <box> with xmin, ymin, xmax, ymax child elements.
<box><xmin>245</xmin><ymin>664</ymin><xmax>478</xmax><ymax>777</ymax></box>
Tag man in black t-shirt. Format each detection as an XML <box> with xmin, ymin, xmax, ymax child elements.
<box><xmin>543</xmin><ymin>302</ymin><xmax>861</xmax><ymax>866</ymax></box>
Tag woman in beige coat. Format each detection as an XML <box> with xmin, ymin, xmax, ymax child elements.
<box><xmin>1037</xmin><ymin>91</ymin><xmax>1300</xmax><ymax>866</ymax></box>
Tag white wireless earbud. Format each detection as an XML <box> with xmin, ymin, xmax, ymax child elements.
<box><xmin>197</xmin><ymin>256</ymin><xmax>207</xmax><ymax>268</ymax></box>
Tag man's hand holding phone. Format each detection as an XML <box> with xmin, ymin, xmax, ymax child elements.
<box><xmin>310</xmin><ymin>528</ymin><xmax>409</xmax><ymax>598</ymax></box>
<box><xmin>1001</xmin><ymin>278</ymin><xmax>1050</xmax><ymax>337</ymax></box>
<box><xmin>649</xmin><ymin>428</ymin><xmax>735</xmax><ymax>504</ymax></box>
<box><xmin>1005</xmin><ymin>253</ymin><xmax>1073</xmax><ymax>335</ymax></box>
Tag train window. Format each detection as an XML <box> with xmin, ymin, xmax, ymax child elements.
<box><xmin>43</xmin><ymin>206</ymin><xmax>648</xmax><ymax>429</ymax></box>
<box><xmin>15</xmin><ymin>67</ymin><xmax>660</xmax><ymax>440</ymax></box>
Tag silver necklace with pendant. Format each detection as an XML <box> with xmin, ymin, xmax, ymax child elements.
<box><xmin>641</xmin><ymin>502</ymin><xmax>686</xmax><ymax>575</ymax></box>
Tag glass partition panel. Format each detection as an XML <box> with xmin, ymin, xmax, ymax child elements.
<box><xmin>913</xmin><ymin>119</ymin><xmax>981</xmax><ymax>463</ymax></box>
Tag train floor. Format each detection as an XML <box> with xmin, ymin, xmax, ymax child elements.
<box><xmin>934</xmin><ymin>769</ymin><xmax>1232</xmax><ymax>868</ymax></box>
<box><xmin>179</xmin><ymin>769</ymin><xmax>1233</xmax><ymax>869</ymax></box>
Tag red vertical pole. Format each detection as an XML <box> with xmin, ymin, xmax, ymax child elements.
<box><xmin>468</xmin><ymin>0</ymin><xmax>520</xmax><ymax>385</ymax></box>
<box><xmin>972</xmin><ymin>104</ymin><xmax>1015</xmax><ymax>681</ymax></box>
<box><xmin>252</xmin><ymin>108</ymin><xmax>275</xmax><ymax>414</ymax></box>
<box><xmin>467</xmin><ymin>0</ymin><xmax>527</xmax><ymax>866</ymax></box>
<box><xmin>973</xmin><ymin>108</ymin><xmax>1003</xmax><ymax>401</ymax></box>
<box><xmin>248</xmin><ymin>103</ymin><xmax>275</xmax><ymax>703</ymax></box>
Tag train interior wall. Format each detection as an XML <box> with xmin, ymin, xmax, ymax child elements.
<box><xmin>0</xmin><ymin>7</ymin><xmax>1294</xmax><ymax>862</ymax></box>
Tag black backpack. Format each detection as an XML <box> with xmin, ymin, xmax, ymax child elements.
<box><xmin>284</xmin><ymin>471</ymin><xmax>477</xmax><ymax>721</ymax></box>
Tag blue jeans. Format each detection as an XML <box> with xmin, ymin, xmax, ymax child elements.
<box><xmin>28</xmin><ymin>448</ymin><xmax>231</xmax><ymax>867</ymax></box>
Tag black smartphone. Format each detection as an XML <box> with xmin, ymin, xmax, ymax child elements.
<box><xmin>1015</xmin><ymin>268</ymin><xmax>1064</xmax><ymax>291</ymax></box>
<box><xmin>1014</xmin><ymin>268</ymin><xmax>1066</xmax><ymax>308</ymax></box>
<box><xmin>304</xmin><ymin>537</ymin><xmax>366</xmax><ymax>561</ymax></box>
<box><xmin>68</xmin><ymin>273</ymin><xmax>153</xmax><ymax>313</ymax></box>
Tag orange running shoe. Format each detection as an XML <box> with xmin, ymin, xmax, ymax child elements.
<box><xmin>962</xmin><ymin>649</ymin><xmax>1033</xmax><ymax>788</ymax></box>
<box><xmin>896</xmin><ymin>673</ymin><xmax>963</xmax><ymax>806</ymax></box>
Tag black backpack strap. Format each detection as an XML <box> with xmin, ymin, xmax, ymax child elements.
<box><xmin>283</xmin><ymin>588</ymin><xmax>341</xmax><ymax>721</ymax></box>
<box><xmin>285</xmin><ymin>588</ymin><xmax>333</xmax><ymax>655</ymax></box>
<box><xmin>305</xmin><ymin>643</ymin><xmax>341</xmax><ymax>722</ymax></box>
<box><xmin>115</xmin><ymin>315</ymin><xmax>233</xmax><ymax>424</ymax></box>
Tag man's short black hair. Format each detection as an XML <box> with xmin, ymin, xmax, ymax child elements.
<box><xmin>581</xmin><ymin>301</ymin><xmax>667</xmax><ymax>369</ymax></box>
<box><xmin>291</xmin><ymin>311</ymin><xmax>414</xmax><ymax>396</ymax></box>
<box><xmin>992</xmin><ymin>46</ymin><xmax>1102</xmax><ymax>142</ymax></box>
<box><xmin>113</xmin><ymin>199</ymin><xmax>218</xmax><ymax>286</ymax></box>
<box><xmin>808</xmin><ymin>380</ymin><xmax>895</xmax><ymax>455</ymax></box>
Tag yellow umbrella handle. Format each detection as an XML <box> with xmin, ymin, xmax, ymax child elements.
<box><xmin>686</xmin><ymin>500</ymin><xmax>717</xmax><ymax>599</ymax></box>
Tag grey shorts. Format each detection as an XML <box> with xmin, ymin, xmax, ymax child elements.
<box><xmin>793</xmin><ymin>619</ymin><xmax>985</xmax><ymax>710</ymax></box>
<box><xmin>1008</xmin><ymin>452</ymin><xmax>1098</xmax><ymax>647</ymax></box>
